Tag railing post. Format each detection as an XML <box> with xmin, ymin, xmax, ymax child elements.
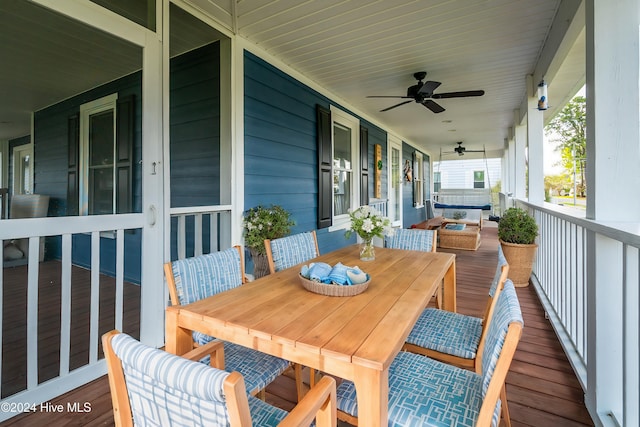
<box><xmin>586</xmin><ymin>232</ymin><xmax>624</xmax><ymax>426</ymax></box>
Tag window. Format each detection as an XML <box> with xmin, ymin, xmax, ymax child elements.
<box><xmin>71</xmin><ymin>93</ymin><xmax>134</xmax><ymax>216</ymax></box>
<box><xmin>80</xmin><ymin>94</ymin><xmax>117</xmax><ymax>215</ymax></box>
<box><xmin>333</xmin><ymin>123</ymin><xmax>352</xmax><ymax>216</ymax></box>
<box><xmin>330</xmin><ymin>107</ymin><xmax>359</xmax><ymax>228</ymax></box>
<box><xmin>316</xmin><ymin>105</ymin><xmax>362</xmax><ymax>229</ymax></box>
<box><xmin>413</xmin><ymin>151</ymin><xmax>424</xmax><ymax>207</ymax></box>
<box><xmin>434</xmin><ymin>171</ymin><xmax>441</xmax><ymax>193</ymax></box>
<box><xmin>474</xmin><ymin>170</ymin><xmax>485</xmax><ymax>189</ymax></box>
<box><xmin>12</xmin><ymin>144</ymin><xmax>33</xmax><ymax>195</ymax></box>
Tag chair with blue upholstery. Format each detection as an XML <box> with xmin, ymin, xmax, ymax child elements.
<box><xmin>264</xmin><ymin>231</ymin><xmax>320</xmax><ymax>388</ymax></box>
<box><xmin>385</xmin><ymin>228</ymin><xmax>439</xmax><ymax>306</ymax></box>
<box><xmin>384</xmin><ymin>228</ymin><xmax>437</xmax><ymax>253</ymax></box>
<box><xmin>336</xmin><ymin>280</ymin><xmax>523</xmax><ymax>427</ymax></box>
<box><xmin>265</xmin><ymin>231</ymin><xmax>319</xmax><ymax>274</ymax></box>
<box><xmin>403</xmin><ymin>245</ymin><xmax>509</xmax><ymax>369</ymax></box>
<box><xmin>103</xmin><ymin>330</ymin><xmax>337</xmax><ymax>427</ymax></box>
<box><xmin>164</xmin><ymin>246</ymin><xmax>303</xmax><ymax>400</ymax></box>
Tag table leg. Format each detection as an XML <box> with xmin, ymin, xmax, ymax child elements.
<box><xmin>165</xmin><ymin>306</ymin><xmax>193</xmax><ymax>356</ymax></box>
<box><xmin>442</xmin><ymin>259</ymin><xmax>457</xmax><ymax>312</ymax></box>
<box><xmin>353</xmin><ymin>364</ymin><xmax>388</xmax><ymax>427</ymax></box>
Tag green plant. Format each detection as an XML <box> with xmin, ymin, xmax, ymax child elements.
<box><xmin>243</xmin><ymin>205</ymin><xmax>294</xmax><ymax>255</ymax></box>
<box><xmin>498</xmin><ymin>207</ymin><xmax>538</xmax><ymax>244</ymax></box>
<box><xmin>344</xmin><ymin>206</ymin><xmax>394</xmax><ymax>241</ymax></box>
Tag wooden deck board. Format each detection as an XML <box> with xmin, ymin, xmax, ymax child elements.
<box><xmin>1</xmin><ymin>222</ymin><xmax>594</xmax><ymax>426</ymax></box>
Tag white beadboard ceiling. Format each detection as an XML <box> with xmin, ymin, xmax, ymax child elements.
<box><xmin>1</xmin><ymin>0</ymin><xmax>585</xmax><ymax>160</ymax></box>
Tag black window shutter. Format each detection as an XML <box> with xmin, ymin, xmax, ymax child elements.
<box><xmin>316</xmin><ymin>105</ymin><xmax>332</xmax><ymax>229</ymax></box>
<box><xmin>360</xmin><ymin>125</ymin><xmax>369</xmax><ymax>206</ymax></box>
<box><xmin>67</xmin><ymin>114</ymin><xmax>79</xmax><ymax>216</ymax></box>
<box><xmin>116</xmin><ymin>95</ymin><xmax>134</xmax><ymax>214</ymax></box>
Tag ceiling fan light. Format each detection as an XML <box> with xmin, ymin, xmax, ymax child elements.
<box><xmin>537</xmin><ymin>80</ymin><xmax>548</xmax><ymax>111</ymax></box>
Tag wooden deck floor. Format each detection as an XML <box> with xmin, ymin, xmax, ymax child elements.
<box><xmin>2</xmin><ymin>223</ymin><xmax>594</xmax><ymax>426</ymax></box>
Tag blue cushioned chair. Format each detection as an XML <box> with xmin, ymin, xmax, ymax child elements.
<box><xmin>336</xmin><ymin>280</ymin><xmax>523</xmax><ymax>427</ymax></box>
<box><xmin>164</xmin><ymin>247</ymin><xmax>303</xmax><ymax>400</ymax></box>
<box><xmin>103</xmin><ymin>330</ymin><xmax>337</xmax><ymax>427</ymax></box>
<box><xmin>404</xmin><ymin>245</ymin><xmax>509</xmax><ymax>369</ymax></box>
<box><xmin>385</xmin><ymin>228</ymin><xmax>440</xmax><ymax>307</ymax></box>
<box><xmin>384</xmin><ymin>228</ymin><xmax>437</xmax><ymax>253</ymax></box>
<box><xmin>264</xmin><ymin>231</ymin><xmax>320</xmax><ymax>388</ymax></box>
<box><xmin>265</xmin><ymin>230</ymin><xmax>319</xmax><ymax>274</ymax></box>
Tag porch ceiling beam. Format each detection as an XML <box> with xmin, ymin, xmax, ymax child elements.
<box><xmin>31</xmin><ymin>0</ymin><xmax>150</xmax><ymax>46</ymax></box>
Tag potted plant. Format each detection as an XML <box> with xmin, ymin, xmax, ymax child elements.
<box><xmin>243</xmin><ymin>205</ymin><xmax>294</xmax><ymax>278</ymax></box>
<box><xmin>498</xmin><ymin>207</ymin><xmax>539</xmax><ymax>287</ymax></box>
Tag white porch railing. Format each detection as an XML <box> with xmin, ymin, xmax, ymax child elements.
<box><xmin>169</xmin><ymin>205</ymin><xmax>232</xmax><ymax>260</ymax></box>
<box><xmin>522</xmin><ymin>201</ymin><xmax>640</xmax><ymax>427</ymax></box>
<box><xmin>368</xmin><ymin>199</ymin><xmax>387</xmax><ymax>217</ymax></box>
<box><xmin>0</xmin><ymin>214</ymin><xmax>143</xmax><ymax>422</ymax></box>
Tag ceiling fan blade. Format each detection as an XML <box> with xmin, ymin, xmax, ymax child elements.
<box><xmin>432</xmin><ymin>90</ymin><xmax>485</xmax><ymax>99</ymax></box>
<box><xmin>380</xmin><ymin>100</ymin><xmax>413</xmax><ymax>112</ymax></box>
<box><xmin>367</xmin><ymin>95</ymin><xmax>412</xmax><ymax>98</ymax></box>
<box><xmin>417</xmin><ymin>81</ymin><xmax>441</xmax><ymax>96</ymax></box>
<box><xmin>423</xmin><ymin>100</ymin><xmax>445</xmax><ymax>113</ymax></box>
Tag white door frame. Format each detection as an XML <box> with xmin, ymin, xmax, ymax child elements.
<box><xmin>387</xmin><ymin>134</ymin><xmax>403</xmax><ymax>227</ymax></box>
<box><xmin>12</xmin><ymin>143</ymin><xmax>33</xmax><ymax>195</ymax></box>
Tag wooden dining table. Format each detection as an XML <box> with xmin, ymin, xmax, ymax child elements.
<box><xmin>165</xmin><ymin>245</ymin><xmax>456</xmax><ymax>426</ymax></box>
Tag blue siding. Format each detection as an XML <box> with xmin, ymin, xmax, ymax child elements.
<box><xmin>170</xmin><ymin>42</ymin><xmax>221</xmax><ymax>208</ymax></box>
<box><xmin>243</xmin><ymin>51</ymin><xmax>388</xmax><ymax>255</ymax></box>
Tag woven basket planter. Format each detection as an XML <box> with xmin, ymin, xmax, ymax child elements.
<box><xmin>499</xmin><ymin>240</ymin><xmax>538</xmax><ymax>287</ymax></box>
<box><xmin>250</xmin><ymin>248</ymin><xmax>270</xmax><ymax>279</ymax></box>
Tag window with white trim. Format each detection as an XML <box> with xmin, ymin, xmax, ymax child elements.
<box><xmin>330</xmin><ymin>106</ymin><xmax>360</xmax><ymax>229</ymax></box>
<box><xmin>474</xmin><ymin>170</ymin><xmax>485</xmax><ymax>189</ymax></box>
<box><xmin>413</xmin><ymin>151</ymin><xmax>424</xmax><ymax>207</ymax></box>
<box><xmin>80</xmin><ymin>94</ymin><xmax>118</xmax><ymax>215</ymax></box>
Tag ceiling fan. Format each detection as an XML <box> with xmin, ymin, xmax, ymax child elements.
<box><xmin>367</xmin><ymin>71</ymin><xmax>484</xmax><ymax>113</ymax></box>
<box><xmin>450</xmin><ymin>141</ymin><xmax>486</xmax><ymax>156</ymax></box>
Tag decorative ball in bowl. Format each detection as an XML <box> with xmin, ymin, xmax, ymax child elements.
<box><xmin>299</xmin><ymin>262</ymin><xmax>370</xmax><ymax>297</ymax></box>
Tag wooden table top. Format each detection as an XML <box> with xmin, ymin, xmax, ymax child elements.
<box><xmin>170</xmin><ymin>245</ymin><xmax>456</xmax><ymax>373</ymax></box>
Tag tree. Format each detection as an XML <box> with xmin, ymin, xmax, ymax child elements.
<box><xmin>544</xmin><ymin>174</ymin><xmax>571</xmax><ymax>198</ymax></box>
<box><xmin>545</xmin><ymin>96</ymin><xmax>586</xmax><ymax>197</ymax></box>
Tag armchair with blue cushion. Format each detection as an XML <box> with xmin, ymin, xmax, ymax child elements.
<box><xmin>265</xmin><ymin>230</ymin><xmax>319</xmax><ymax>274</ymax></box>
<box><xmin>164</xmin><ymin>247</ymin><xmax>304</xmax><ymax>400</ymax></box>
<box><xmin>103</xmin><ymin>330</ymin><xmax>336</xmax><ymax>427</ymax></box>
<box><xmin>403</xmin><ymin>245</ymin><xmax>509</xmax><ymax>369</ymax></box>
<box><xmin>336</xmin><ymin>280</ymin><xmax>523</xmax><ymax>427</ymax></box>
<box><xmin>264</xmin><ymin>231</ymin><xmax>321</xmax><ymax>389</ymax></box>
<box><xmin>384</xmin><ymin>228</ymin><xmax>437</xmax><ymax>253</ymax></box>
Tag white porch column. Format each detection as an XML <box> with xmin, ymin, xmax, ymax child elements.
<box><xmin>526</xmin><ymin>76</ymin><xmax>545</xmax><ymax>205</ymax></box>
<box><xmin>586</xmin><ymin>1</ymin><xmax>640</xmax><ymax>221</ymax></box>
<box><xmin>506</xmin><ymin>135</ymin><xmax>515</xmax><ymax>200</ymax></box>
<box><xmin>513</xmin><ymin>119</ymin><xmax>527</xmax><ymax>200</ymax></box>
<box><xmin>586</xmin><ymin>1</ymin><xmax>640</xmax><ymax>426</ymax></box>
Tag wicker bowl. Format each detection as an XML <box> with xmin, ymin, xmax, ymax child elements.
<box><xmin>298</xmin><ymin>274</ymin><xmax>370</xmax><ymax>297</ymax></box>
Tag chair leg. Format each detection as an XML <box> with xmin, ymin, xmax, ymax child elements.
<box><xmin>435</xmin><ymin>281</ymin><xmax>443</xmax><ymax>309</ymax></box>
<box><xmin>500</xmin><ymin>384</ymin><xmax>512</xmax><ymax>427</ymax></box>
<box><xmin>294</xmin><ymin>363</ymin><xmax>305</xmax><ymax>402</ymax></box>
<box><xmin>309</xmin><ymin>368</ymin><xmax>317</xmax><ymax>387</ymax></box>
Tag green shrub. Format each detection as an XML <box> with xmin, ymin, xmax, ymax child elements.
<box><xmin>498</xmin><ymin>207</ymin><xmax>538</xmax><ymax>244</ymax></box>
<box><xmin>243</xmin><ymin>205</ymin><xmax>294</xmax><ymax>255</ymax></box>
